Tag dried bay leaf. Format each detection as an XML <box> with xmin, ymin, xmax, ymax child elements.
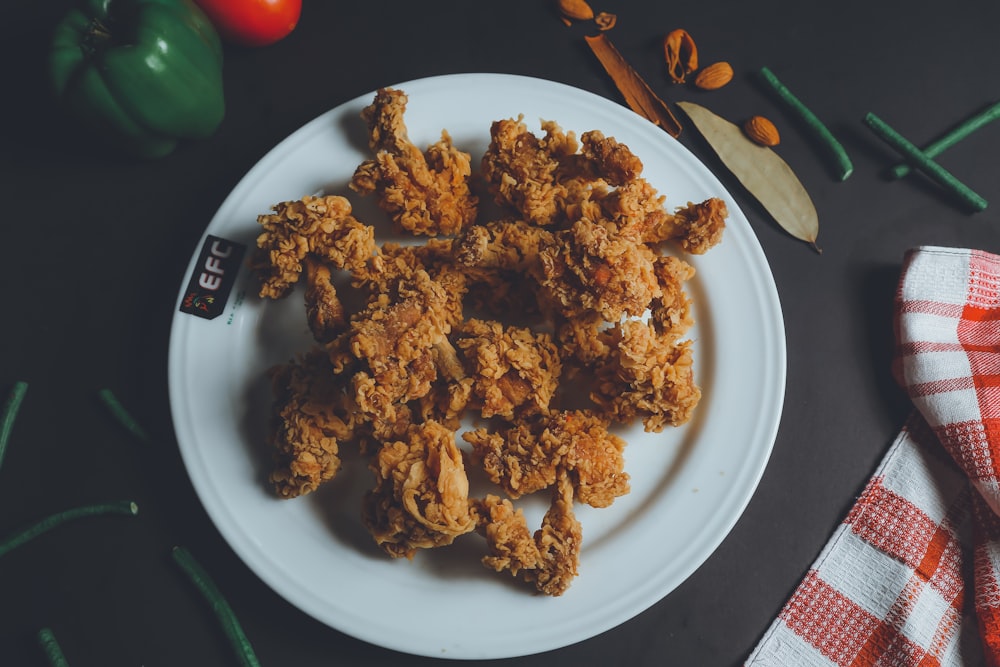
<box><xmin>676</xmin><ymin>101</ymin><xmax>820</xmax><ymax>252</ymax></box>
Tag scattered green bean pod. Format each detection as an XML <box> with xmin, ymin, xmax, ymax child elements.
<box><xmin>98</xmin><ymin>388</ymin><xmax>151</xmax><ymax>443</ymax></box>
<box><xmin>38</xmin><ymin>627</ymin><xmax>70</xmax><ymax>667</ymax></box>
<box><xmin>759</xmin><ymin>66</ymin><xmax>854</xmax><ymax>181</ymax></box>
<box><xmin>172</xmin><ymin>546</ymin><xmax>261</xmax><ymax>667</ymax></box>
<box><xmin>888</xmin><ymin>100</ymin><xmax>1000</xmax><ymax>179</ymax></box>
<box><xmin>0</xmin><ymin>501</ymin><xmax>138</xmax><ymax>558</ymax></box>
<box><xmin>0</xmin><ymin>381</ymin><xmax>28</xmax><ymax>472</ymax></box>
<box><xmin>864</xmin><ymin>112</ymin><xmax>988</xmax><ymax>212</ymax></box>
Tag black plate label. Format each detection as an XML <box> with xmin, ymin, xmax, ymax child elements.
<box><xmin>179</xmin><ymin>235</ymin><xmax>247</xmax><ymax>320</ymax></box>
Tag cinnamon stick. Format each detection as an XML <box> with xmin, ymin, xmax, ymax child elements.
<box><xmin>585</xmin><ymin>33</ymin><xmax>682</xmax><ymax>138</ymax></box>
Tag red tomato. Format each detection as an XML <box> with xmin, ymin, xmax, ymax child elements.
<box><xmin>194</xmin><ymin>0</ymin><xmax>303</xmax><ymax>47</ymax></box>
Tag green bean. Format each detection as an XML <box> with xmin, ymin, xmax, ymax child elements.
<box><xmin>0</xmin><ymin>381</ymin><xmax>28</xmax><ymax>472</ymax></box>
<box><xmin>172</xmin><ymin>546</ymin><xmax>261</xmax><ymax>667</ymax></box>
<box><xmin>889</xmin><ymin>101</ymin><xmax>1000</xmax><ymax>179</ymax></box>
<box><xmin>97</xmin><ymin>388</ymin><xmax>151</xmax><ymax>443</ymax></box>
<box><xmin>0</xmin><ymin>501</ymin><xmax>138</xmax><ymax>558</ymax></box>
<box><xmin>863</xmin><ymin>112</ymin><xmax>988</xmax><ymax>212</ymax></box>
<box><xmin>759</xmin><ymin>66</ymin><xmax>854</xmax><ymax>181</ymax></box>
<box><xmin>38</xmin><ymin>627</ymin><xmax>70</xmax><ymax>667</ymax></box>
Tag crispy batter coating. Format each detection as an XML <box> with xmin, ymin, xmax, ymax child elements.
<box><xmin>476</xmin><ymin>494</ymin><xmax>540</xmax><ymax>577</ymax></box>
<box><xmin>649</xmin><ymin>255</ymin><xmax>696</xmax><ymax>339</ymax></box>
<box><xmin>252</xmin><ymin>195</ymin><xmax>375</xmax><ymax>299</ymax></box>
<box><xmin>453</xmin><ymin>218</ymin><xmax>551</xmax><ymax>274</ymax></box>
<box><xmin>465</xmin><ymin>410</ymin><xmax>629</xmax><ymax>507</ymax></box>
<box><xmin>303</xmin><ymin>257</ymin><xmax>348</xmax><ymax>344</ymax></box>
<box><xmin>528</xmin><ymin>474</ymin><xmax>582</xmax><ymax>596</ymax></box>
<box><xmin>475</xmin><ymin>473</ymin><xmax>582</xmax><ymax>596</ymax></box>
<box><xmin>455</xmin><ymin>318</ymin><xmax>562</xmax><ymax>419</ymax></box>
<box><xmin>348</xmin><ymin>269</ymin><xmax>460</xmax><ymax>440</ymax></box>
<box><xmin>538</xmin><ymin>218</ymin><xmax>661</xmax><ymax>321</ymax></box>
<box><xmin>350</xmin><ymin>88</ymin><xmax>478</xmax><ymax>236</ymax></box>
<box><xmin>362</xmin><ymin>421</ymin><xmax>478</xmax><ymax>559</ymax></box>
<box><xmin>480</xmin><ymin>116</ymin><xmax>577</xmax><ymax>226</ymax></box>
<box><xmin>645</xmin><ymin>198</ymin><xmax>728</xmax><ymax>255</ymax></box>
<box><xmin>593</xmin><ymin>320</ymin><xmax>701</xmax><ymax>431</ymax></box>
<box><xmin>267</xmin><ymin>349</ymin><xmax>356</xmax><ymax>498</ymax></box>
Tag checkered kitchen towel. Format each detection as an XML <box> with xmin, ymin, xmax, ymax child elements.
<box><xmin>746</xmin><ymin>246</ymin><xmax>1000</xmax><ymax>666</ymax></box>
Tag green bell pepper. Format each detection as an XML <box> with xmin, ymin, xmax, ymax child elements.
<box><xmin>51</xmin><ymin>0</ymin><xmax>225</xmax><ymax>158</ymax></box>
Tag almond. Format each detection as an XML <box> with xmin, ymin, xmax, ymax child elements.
<box><xmin>557</xmin><ymin>0</ymin><xmax>595</xmax><ymax>21</ymax></box>
<box><xmin>744</xmin><ymin>115</ymin><xmax>781</xmax><ymax>147</ymax></box>
<box><xmin>693</xmin><ymin>61</ymin><xmax>734</xmax><ymax>90</ymax></box>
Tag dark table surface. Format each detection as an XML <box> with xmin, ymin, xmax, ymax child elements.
<box><xmin>5</xmin><ymin>1</ymin><xmax>1000</xmax><ymax>665</ymax></box>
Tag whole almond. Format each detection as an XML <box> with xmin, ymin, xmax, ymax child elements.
<box><xmin>558</xmin><ymin>0</ymin><xmax>595</xmax><ymax>21</ymax></box>
<box><xmin>693</xmin><ymin>62</ymin><xmax>734</xmax><ymax>90</ymax></box>
<box><xmin>744</xmin><ymin>115</ymin><xmax>781</xmax><ymax>146</ymax></box>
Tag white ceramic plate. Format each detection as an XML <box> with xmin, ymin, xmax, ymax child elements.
<box><xmin>168</xmin><ymin>73</ymin><xmax>786</xmax><ymax>660</ymax></box>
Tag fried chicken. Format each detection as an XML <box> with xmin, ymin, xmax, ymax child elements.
<box><xmin>649</xmin><ymin>255</ymin><xmax>696</xmax><ymax>339</ymax></box>
<box><xmin>454</xmin><ymin>318</ymin><xmax>562</xmax><ymax>420</ymax></box>
<box><xmin>303</xmin><ymin>257</ymin><xmax>348</xmax><ymax>344</ymax></box>
<box><xmin>348</xmin><ymin>269</ymin><xmax>464</xmax><ymax>440</ymax></box>
<box><xmin>481</xmin><ymin>115</ymin><xmax>726</xmax><ymax>255</ymax></box>
<box><xmin>592</xmin><ymin>319</ymin><xmax>701</xmax><ymax>431</ymax></box>
<box><xmin>267</xmin><ymin>349</ymin><xmax>357</xmax><ymax>498</ymax></box>
<box><xmin>475</xmin><ymin>472</ymin><xmax>582</xmax><ymax>596</ymax></box>
<box><xmin>480</xmin><ymin>117</ymin><xmax>577</xmax><ymax>226</ymax></box>
<box><xmin>465</xmin><ymin>409</ymin><xmax>630</xmax><ymax>508</ymax></box>
<box><xmin>349</xmin><ymin>88</ymin><xmax>478</xmax><ymax>236</ymax></box>
<box><xmin>252</xmin><ymin>91</ymin><xmax>728</xmax><ymax>596</ymax></box>
<box><xmin>453</xmin><ymin>218</ymin><xmax>551</xmax><ymax>274</ymax></box>
<box><xmin>362</xmin><ymin>421</ymin><xmax>478</xmax><ymax>559</ymax></box>
<box><xmin>537</xmin><ymin>217</ymin><xmax>662</xmax><ymax>322</ymax></box>
<box><xmin>644</xmin><ymin>197</ymin><xmax>728</xmax><ymax>255</ymax></box>
<box><xmin>251</xmin><ymin>195</ymin><xmax>375</xmax><ymax>299</ymax></box>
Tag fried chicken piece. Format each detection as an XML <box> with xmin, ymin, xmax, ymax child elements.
<box><xmin>415</xmin><ymin>375</ymin><xmax>474</xmax><ymax>431</ymax></box>
<box><xmin>592</xmin><ymin>319</ymin><xmax>701</xmax><ymax>431</ymax></box>
<box><xmin>451</xmin><ymin>219</ymin><xmax>553</xmax><ymax>317</ymax></box>
<box><xmin>349</xmin><ymin>88</ymin><xmax>478</xmax><ymax>236</ymax></box>
<box><xmin>360</xmin><ymin>239</ymin><xmax>468</xmax><ymax>329</ymax></box>
<box><xmin>362</xmin><ymin>421</ymin><xmax>478</xmax><ymax>559</ymax></box>
<box><xmin>465</xmin><ymin>410</ymin><xmax>629</xmax><ymax>507</ymax></box>
<box><xmin>644</xmin><ymin>197</ymin><xmax>728</xmax><ymax>255</ymax></box>
<box><xmin>303</xmin><ymin>257</ymin><xmax>348</xmax><ymax>344</ymax></box>
<box><xmin>649</xmin><ymin>255</ymin><xmax>696</xmax><ymax>339</ymax></box>
<box><xmin>481</xmin><ymin>117</ymin><xmax>578</xmax><ymax>226</ymax></box>
<box><xmin>588</xmin><ymin>177</ymin><xmax>670</xmax><ymax>242</ymax></box>
<box><xmin>475</xmin><ymin>473</ymin><xmax>582</xmax><ymax>596</ymax></box>
<box><xmin>527</xmin><ymin>473</ymin><xmax>582</xmax><ymax>596</ymax></box>
<box><xmin>453</xmin><ymin>218</ymin><xmax>552</xmax><ymax>273</ymax></box>
<box><xmin>454</xmin><ymin>318</ymin><xmax>563</xmax><ymax>419</ymax></box>
<box><xmin>538</xmin><ymin>217</ymin><xmax>661</xmax><ymax>321</ymax></box>
<box><xmin>572</xmin><ymin>129</ymin><xmax>644</xmax><ymax>186</ymax></box>
<box><xmin>554</xmin><ymin>312</ymin><xmax>611</xmax><ymax>366</ymax></box>
<box><xmin>251</xmin><ymin>195</ymin><xmax>376</xmax><ymax>299</ymax></box>
<box><xmin>476</xmin><ymin>494</ymin><xmax>540</xmax><ymax>577</ymax></box>
<box><xmin>267</xmin><ymin>348</ymin><xmax>357</xmax><ymax>498</ymax></box>
<box><xmin>348</xmin><ymin>269</ymin><xmax>464</xmax><ymax>439</ymax></box>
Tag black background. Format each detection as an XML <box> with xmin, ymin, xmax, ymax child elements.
<box><xmin>4</xmin><ymin>1</ymin><xmax>1000</xmax><ymax>665</ymax></box>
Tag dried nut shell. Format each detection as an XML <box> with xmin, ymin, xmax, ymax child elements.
<box><xmin>663</xmin><ymin>29</ymin><xmax>698</xmax><ymax>83</ymax></box>
<box><xmin>744</xmin><ymin>115</ymin><xmax>781</xmax><ymax>146</ymax></box>
<box><xmin>558</xmin><ymin>0</ymin><xmax>595</xmax><ymax>21</ymax></box>
<box><xmin>694</xmin><ymin>62</ymin><xmax>734</xmax><ymax>90</ymax></box>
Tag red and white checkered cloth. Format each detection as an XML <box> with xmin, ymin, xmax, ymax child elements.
<box><xmin>746</xmin><ymin>246</ymin><xmax>1000</xmax><ymax>666</ymax></box>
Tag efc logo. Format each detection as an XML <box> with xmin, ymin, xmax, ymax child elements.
<box><xmin>180</xmin><ymin>235</ymin><xmax>246</xmax><ymax>320</ymax></box>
